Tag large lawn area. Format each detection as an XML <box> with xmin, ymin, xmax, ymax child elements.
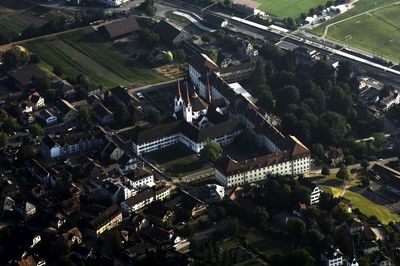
<box><xmin>147</xmin><ymin>144</ymin><xmax>211</xmax><ymax>177</ymax></box>
<box><xmin>322</xmin><ymin>185</ymin><xmax>400</xmax><ymax>224</ymax></box>
<box><xmin>311</xmin><ymin>0</ymin><xmax>400</xmax><ymax>60</ymax></box>
<box><xmin>240</xmin><ymin>228</ymin><xmax>286</xmax><ymax>256</ymax></box>
<box><xmin>257</xmin><ymin>0</ymin><xmax>328</xmax><ymax>18</ymax></box>
<box><xmin>26</xmin><ymin>29</ymin><xmax>166</xmax><ymax>89</ymax></box>
<box><xmin>323</xmin><ymin>5</ymin><xmax>400</xmax><ymax>60</ymax></box>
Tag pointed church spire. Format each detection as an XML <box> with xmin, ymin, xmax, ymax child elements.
<box><xmin>186</xmin><ymin>80</ymin><xmax>191</xmax><ymax>106</ymax></box>
<box><xmin>207</xmin><ymin>73</ymin><xmax>212</xmax><ymax>103</ymax></box>
<box><xmin>176</xmin><ymin>74</ymin><xmax>181</xmax><ymax>98</ymax></box>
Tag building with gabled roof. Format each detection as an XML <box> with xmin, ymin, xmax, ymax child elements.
<box><xmin>87</xmin><ymin>204</ymin><xmax>122</xmax><ymax>237</ymax></box>
<box><xmin>100</xmin><ymin>17</ymin><xmax>141</xmax><ymax>39</ymax></box>
<box><xmin>155</xmin><ymin>19</ymin><xmax>192</xmax><ymax>47</ymax></box>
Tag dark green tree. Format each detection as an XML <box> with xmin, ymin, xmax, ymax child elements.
<box><xmin>200</xmin><ymin>140</ymin><xmax>222</xmax><ymax>161</ymax></box>
<box><xmin>336</xmin><ymin>165</ymin><xmax>351</xmax><ymax>180</ymax></box>
<box><xmin>1</xmin><ymin>47</ymin><xmax>29</xmax><ymax>72</ymax></box>
<box><xmin>146</xmin><ymin>108</ymin><xmax>161</xmax><ymax>124</ymax></box>
<box><xmin>29</xmin><ymin>123</ymin><xmax>43</xmax><ymax>136</ymax></box>
<box><xmin>0</xmin><ymin>132</ymin><xmax>8</xmax><ymax>147</ymax></box>
<box><xmin>321</xmin><ymin>166</ymin><xmax>330</xmax><ymax>176</ymax></box>
<box><xmin>79</xmin><ymin>106</ymin><xmax>91</xmax><ymax>123</ymax></box>
<box><xmin>2</xmin><ymin>116</ymin><xmax>20</xmax><ymax>133</ymax></box>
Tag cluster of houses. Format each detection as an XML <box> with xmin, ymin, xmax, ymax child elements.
<box><xmin>357</xmin><ymin>77</ymin><xmax>400</xmax><ymax>113</ymax></box>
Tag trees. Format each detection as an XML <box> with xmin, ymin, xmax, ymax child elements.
<box><xmin>79</xmin><ymin>106</ymin><xmax>91</xmax><ymax>123</ymax></box>
<box><xmin>2</xmin><ymin>117</ymin><xmax>20</xmax><ymax>133</ymax></box>
<box><xmin>18</xmin><ymin>144</ymin><xmax>35</xmax><ymax>161</ymax></box>
<box><xmin>321</xmin><ymin>166</ymin><xmax>330</xmax><ymax>176</ymax></box>
<box><xmin>143</xmin><ymin>0</ymin><xmax>156</xmax><ymax>16</ymax></box>
<box><xmin>140</xmin><ymin>28</ymin><xmax>160</xmax><ymax>48</ymax></box>
<box><xmin>0</xmin><ymin>133</ymin><xmax>8</xmax><ymax>148</ymax></box>
<box><xmin>173</xmin><ymin>49</ymin><xmax>186</xmax><ymax>64</ymax></box>
<box><xmin>1</xmin><ymin>47</ymin><xmax>29</xmax><ymax>73</ymax></box>
<box><xmin>276</xmin><ymin>85</ymin><xmax>300</xmax><ymax>112</ymax></box>
<box><xmin>33</xmin><ymin>77</ymin><xmax>52</xmax><ymax>92</ymax></box>
<box><xmin>287</xmin><ymin>217</ymin><xmax>306</xmax><ymax>239</ymax></box>
<box><xmin>29</xmin><ymin>123</ymin><xmax>43</xmax><ymax>136</ymax></box>
<box><xmin>318</xmin><ymin>112</ymin><xmax>350</xmax><ymax>146</ymax></box>
<box><xmin>255</xmin><ymin>206</ymin><xmax>269</xmax><ymax>226</ymax></box>
<box><xmin>53</xmin><ymin>65</ymin><xmax>64</xmax><ymax>76</ymax></box>
<box><xmin>200</xmin><ymin>140</ymin><xmax>222</xmax><ymax>161</ymax></box>
<box><xmin>288</xmin><ymin>248</ymin><xmax>315</xmax><ymax>266</ymax></box>
<box><xmin>361</xmin><ymin>159</ymin><xmax>370</xmax><ymax>169</ymax></box>
<box><xmin>336</xmin><ymin>165</ymin><xmax>351</xmax><ymax>180</ymax></box>
<box><xmin>146</xmin><ymin>108</ymin><xmax>161</xmax><ymax>124</ymax></box>
<box><xmin>77</xmin><ymin>74</ymin><xmax>90</xmax><ymax>88</ymax></box>
<box><xmin>113</xmin><ymin>101</ymin><xmax>130</xmax><ymax>126</ymax></box>
<box><xmin>250</xmin><ymin>59</ymin><xmax>267</xmax><ymax>92</ymax></box>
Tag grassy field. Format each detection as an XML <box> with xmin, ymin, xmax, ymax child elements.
<box><xmin>321</xmin><ymin>5</ymin><xmax>400</xmax><ymax>60</ymax></box>
<box><xmin>148</xmin><ymin>144</ymin><xmax>210</xmax><ymax>176</ymax></box>
<box><xmin>322</xmin><ymin>185</ymin><xmax>400</xmax><ymax>224</ymax></box>
<box><xmin>26</xmin><ymin>29</ymin><xmax>165</xmax><ymax>88</ymax></box>
<box><xmin>240</xmin><ymin>228</ymin><xmax>286</xmax><ymax>256</ymax></box>
<box><xmin>257</xmin><ymin>0</ymin><xmax>328</xmax><ymax>18</ymax></box>
<box><xmin>311</xmin><ymin>0</ymin><xmax>400</xmax><ymax>60</ymax></box>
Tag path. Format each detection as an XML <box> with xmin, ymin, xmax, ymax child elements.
<box><xmin>322</xmin><ymin>1</ymin><xmax>400</xmax><ymax>38</ymax></box>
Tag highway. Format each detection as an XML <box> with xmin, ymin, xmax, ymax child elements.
<box><xmin>158</xmin><ymin>0</ymin><xmax>400</xmax><ymax>88</ymax></box>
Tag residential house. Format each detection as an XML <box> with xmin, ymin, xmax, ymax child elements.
<box><xmin>362</xmin><ymin>240</ymin><xmax>379</xmax><ymax>255</ymax></box>
<box><xmin>52</xmin><ymin>80</ymin><xmax>76</xmax><ymax>99</ymax></box>
<box><xmin>121</xmin><ymin>187</ymin><xmax>155</xmax><ymax>214</ymax></box>
<box><xmin>101</xmin><ymin>178</ymin><xmax>136</xmax><ymax>204</ymax></box>
<box><xmin>61</xmin><ymin>197</ymin><xmax>81</xmax><ymax>216</ymax></box>
<box><xmin>155</xmin><ymin>19</ymin><xmax>192</xmax><ymax>47</ymax></box>
<box><xmin>378</xmin><ymin>90</ymin><xmax>400</xmax><ymax>111</ymax></box>
<box><xmin>54</xmin><ymin>99</ymin><xmax>79</xmax><ymax>123</ymax></box>
<box><xmin>130</xmin><ymin>214</ymin><xmax>149</xmax><ymax>235</ymax></box>
<box><xmin>155</xmin><ymin>181</ymin><xmax>172</xmax><ymax>201</ymax></box>
<box><xmin>144</xmin><ymin>202</ymin><xmax>174</xmax><ymax>226</ymax></box>
<box><xmin>347</xmin><ymin>217</ymin><xmax>364</xmax><ymax>235</ymax></box>
<box><xmin>23</xmin><ymin>202</ymin><xmax>36</xmax><ymax>218</ymax></box>
<box><xmin>87</xmin><ymin>204</ymin><xmax>123</xmax><ymax>237</ymax></box>
<box><xmin>101</xmin><ymin>141</ymin><xmax>124</xmax><ymax>161</ymax></box>
<box><xmin>27</xmin><ymin>159</ymin><xmax>58</xmax><ymax>185</ymax></box>
<box><xmin>87</xmin><ymin>84</ymin><xmax>101</xmax><ymax>98</ymax></box>
<box><xmin>164</xmin><ymin>190</ymin><xmax>207</xmax><ymax>218</ymax></box>
<box><xmin>117</xmin><ymin>153</ymin><xmax>137</xmax><ymax>174</ymax></box>
<box><xmin>37</xmin><ymin>108</ymin><xmax>58</xmax><ymax>125</ymax></box>
<box><xmin>143</xmin><ymin>226</ymin><xmax>184</xmax><ymax>247</ymax></box>
<box><xmin>100</xmin><ymin>17</ymin><xmax>141</xmax><ymax>39</ymax></box>
<box><xmin>92</xmin><ymin>103</ymin><xmax>114</xmax><ymax>125</ymax></box>
<box><xmin>373</xmin><ymin>252</ymin><xmax>392</xmax><ymax>266</ymax></box>
<box><xmin>19</xmin><ymin>92</ymin><xmax>45</xmax><ymax>114</ymax></box>
<box><xmin>41</xmin><ymin>128</ymin><xmax>106</xmax><ymax>158</ymax></box>
<box><xmin>123</xmin><ymin>168</ymin><xmax>154</xmax><ymax>189</ymax></box>
<box><xmin>61</xmin><ymin>227</ymin><xmax>83</xmax><ymax>247</ymax></box>
<box><xmin>199</xmin><ymin>183</ymin><xmax>225</xmax><ymax>202</ymax></box>
<box><xmin>125</xmin><ymin>245</ymin><xmax>146</xmax><ymax>259</ymax></box>
<box><xmin>239</xmin><ymin>40</ymin><xmax>258</xmax><ymax>58</ymax></box>
<box><xmin>321</xmin><ymin>245</ymin><xmax>344</xmax><ymax>266</ymax></box>
<box><xmin>3</xmin><ymin>196</ymin><xmax>15</xmax><ymax>211</ymax></box>
<box><xmin>97</xmin><ymin>0</ymin><xmax>131</xmax><ymax>8</ymax></box>
<box><xmin>10</xmin><ymin>64</ymin><xmax>48</xmax><ymax>90</ymax></box>
<box><xmin>147</xmin><ymin>48</ymin><xmax>171</xmax><ymax>67</ymax></box>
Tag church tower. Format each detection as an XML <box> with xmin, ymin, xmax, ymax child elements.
<box><xmin>174</xmin><ymin>76</ymin><xmax>184</xmax><ymax>113</ymax></box>
<box><xmin>183</xmin><ymin>81</ymin><xmax>193</xmax><ymax>123</ymax></box>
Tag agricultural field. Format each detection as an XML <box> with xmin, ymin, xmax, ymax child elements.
<box><xmin>0</xmin><ymin>1</ymin><xmax>51</xmax><ymax>33</ymax></box>
<box><xmin>26</xmin><ymin>28</ymin><xmax>166</xmax><ymax>88</ymax></box>
<box><xmin>322</xmin><ymin>185</ymin><xmax>400</xmax><ymax>224</ymax></box>
<box><xmin>257</xmin><ymin>0</ymin><xmax>328</xmax><ymax>18</ymax></box>
<box><xmin>311</xmin><ymin>0</ymin><xmax>400</xmax><ymax>61</ymax></box>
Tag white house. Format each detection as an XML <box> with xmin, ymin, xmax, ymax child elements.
<box><xmin>310</xmin><ymin>186</ymin><xmax>323</xmax><ymax>205</ymax></box>
<box><xmin>321</xmin><ymin>246</ymin><xmax>344</xmax><ymax>266</ymax></box>
<box><xmin>123</xmin><ymin>168</ymin><xmax>154</xmax><ymax>189</ymax></box>
<box><xmin>121</xmin><ymin>187</ymin><xmax>155</xmax><ymax>214</ymax></box>
<box><xmin>97</xmin><ymin>0</ymin><xmax>131</xmax><ymax>7</ymax></box>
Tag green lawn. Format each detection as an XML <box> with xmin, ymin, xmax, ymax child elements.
<box><xmin>26</xmin><ymin>29</ymin><xmax>166</xmax><ymax>89</ymax></box>
<box><xmin>257</xmin><ymin>0</ymin><xmax>328</xmax><ymax>18</ymax></box>
<box><xmin>311</xmin><ymin>0</ymin><xmax>400</xmax><ymax>60</ymax></box>
<box><xmin>322</xmin><ymin>185</ymin><xmax>400</xmax><ymax>224</ymax></box>
<box><xmin>322</xmin><ymin>6</ymin><xmax>400</xmax><ymax>60</ymax></box>
<box><xmin>148</xmin><ymin>144</ymin><xmax>210</xmax><ymax>176</ymax></box>
<box><xmin>241</xmin><ymin>228</ymin><xmax>286</xmax><ymax>256</ymax></box>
